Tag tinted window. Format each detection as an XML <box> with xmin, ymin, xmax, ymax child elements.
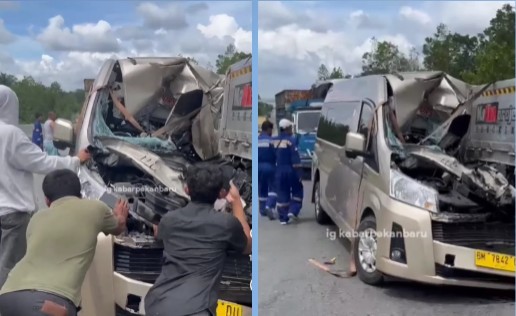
<box><xmin>317</xmin><ymin>101</ymin><xmax>361</xmax><ymax>146</ymax></box>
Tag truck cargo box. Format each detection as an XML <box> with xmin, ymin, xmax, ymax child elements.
<box><xmin>218</xmin><ymin>57</ymin><xmax>252</xmax><ymax>162</ymax></box>
<box><xmin>464</xmin><ymin>79</ymin><xmax>515</xmax><ymax>167</ymax></box>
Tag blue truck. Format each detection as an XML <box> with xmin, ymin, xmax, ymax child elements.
<box><xmin>274</xmin><ymin>90</ymin><xmax>323</xmax><ymax>178</ymax></box>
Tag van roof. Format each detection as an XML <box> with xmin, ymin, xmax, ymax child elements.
<box><xmin>324</xmin><ymin>75</ymin><xmax>387</xmax><ymax>103</ymax></box>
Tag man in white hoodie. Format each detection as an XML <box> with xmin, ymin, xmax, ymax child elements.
<box><xmin>0</xmin><ymin>85</ymin><xmax>91</xmax><ymax>287</ymax></box>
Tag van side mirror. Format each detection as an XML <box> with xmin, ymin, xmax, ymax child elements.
<box><xmin>53</xmin><ymin>118</ymin><xmax>75</xmax><ymax>150</ymax></box>
<box><xmin>345</xmin><ymin>132</ymin><xmax>366</xmax><ymax>159</ymax></box>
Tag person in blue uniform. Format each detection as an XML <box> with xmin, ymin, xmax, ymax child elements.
<box><xmin>273</xmin><ymin>119</ymin><xmax>303</xmax><ymax>224</ymax></box>
<box><xmin>258</xmin><ymin>120</ymin><xmax>276</xmax><ymax>218</ymax></box>
<box><xmin>31</xmin><ymin>113</ymin><xmax>43</xmax><ymax>150</ymax></box>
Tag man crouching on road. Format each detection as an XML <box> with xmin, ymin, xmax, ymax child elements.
<box><xmin>0</xmin><ymin>169</ymin><xmax>129</xmax><ymax>316</ymax></box>
<box><xmin>145</xmin><ymin>165</ymin><xmax>252</xmax><ymax>316</ymax></box>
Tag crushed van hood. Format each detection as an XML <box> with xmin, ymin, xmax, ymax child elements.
<box><xmin>94</xmin><ymin>136</ymin><xmax>189</xmax><ymax>200</ymax></box>
<box><xmin>116</xmin><ymin>57</ymin><xmax>224</xmax><ymax>160</ymax></box>
<box><xmin>385</xmin><ymin>71</ymin><xmax>482</xmax><ymax>131</ymax></box>
<box><xmin>118</xmin><ymin>57</ymin><xmax>223</xmax><ymax>116</ymax></box>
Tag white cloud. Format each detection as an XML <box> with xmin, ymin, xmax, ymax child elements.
<box><xmin>137</xmin><ymin>2</ymin><xmax>188</xmax><ymax>30</ymax></box>
<box><xmin>258</xmin><ymin>1</ymin><xmax>329</xmax><ymax>32</ymax></box>
<box><xmin>434</xmin><ymin>1</ymin><xmax>511</xmax><ymax>34</ymax></box>
<box><xmin>197</xmin><ymin>14</ymin><xmax>251</xmax><ymax>53</ymax></box>
<box><xmin>258</xmin><ymin>1</ymin><xmax>298</xmax><ymax>29</ymax></box>
<box><xmin>350</xmin><ymin>10</ymin><xmax>385</xmax><ymax>29</ymax></box>
<box><xmin>37</xmin><ymin>15</ymin><xmax>120</xmax><ymax>52</ymax></box>
<box><xmin>2</xmin><ymin>3</ymin><xmax>251</xmax><ymax>91</ymax></box>
<box><xmin>399</xmin><ymin>6</ymin><xmax>432</xmax><ymax>25</ymax></box>
<box><xmin>258</xmin><ymin>1</ymin><xmax>511</xmax><ymax>98</ymax></box>
<box><xmin>0</xmin><ymin>19</ymin><xmax>15</xmax><ymax>44</ymax></box>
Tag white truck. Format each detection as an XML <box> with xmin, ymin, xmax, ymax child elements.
<box><xmin>462</xmin><ymin>78</ymin><xmax>515</xmax><ymax>184</ymax></box>
<box><xmin>218</xmin><ymin>56</ymin><xmax>252</xmax><ymax>173</ymax></box>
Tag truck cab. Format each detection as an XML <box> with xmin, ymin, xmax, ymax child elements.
<box><xmin>291</xmin><ymin>105</ymin><xmax>321</xmax><ymax>171</ymax></box>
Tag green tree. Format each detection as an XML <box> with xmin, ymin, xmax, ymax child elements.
<box><xmin>329</xmin><ymin>66</ymin><xmax>344</xmax><ymax>79</ymax></box>
<box><xmin>317</xmin><ymin>64</ymin><xmax>329</xmax><ymax>81</ymax></box>
<box><xmin>422</xmin><ymin>23</ymin><xmax>479</xmax><ymax>80</ymax></box>
<box><xmin>318</xmin><ymin>64</ymin><xmax>346</xmax><ymax>80</ymax></box>
<box><xmin>215</xmin><ymin>44</ymin><xmax>251</xmax><ymax>75</ymax></box>
<box><xmin>1</xmin><ymin>73</ymin><xmax>84</xmax><ymax>124</ymax></box>
<box><xmin>470</xmin><ymin>4</ymin><xmax>515</xmax><ymax>83</ymax></box>
<box><xmin>361</xmin><ymin>37</ymin><xmax>417</xmax><ymax>75</ymax></box>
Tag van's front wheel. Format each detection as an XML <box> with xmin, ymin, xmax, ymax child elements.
<box><xmin>314</xmin><ymin>181</ymin><xmax>331</xmax><ymax>224</ymax></box>
<box><xmin>354</xmin><ymin>216</ymin><xmax>384</xmax><ymax>285</ymax></box>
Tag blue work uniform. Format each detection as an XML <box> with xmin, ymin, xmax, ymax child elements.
<box><xmin>31</xmin><ymin>120</ymin><xmax>43</xmax><ymax>150</ymax></box>
<box><xmin>274</xmin><ymin>132</ymin><xmax>303</xmax><ymax>223</ymax></box>
<box><xmin>258</xmin><ymin>133</ymin><xmax>276</xmax><ymax>216</ymax></box>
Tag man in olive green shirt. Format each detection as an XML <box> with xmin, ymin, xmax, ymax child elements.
<box><xmin>0</xmin><ymin>169</ymin><xmax>129</xmax><ymax>316</ymax></box>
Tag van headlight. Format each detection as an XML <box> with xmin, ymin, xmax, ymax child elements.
<box><xmin>389</xmin><ymin>169</ymin><xmax>438</xmax><ymax>213</ymax></box>
<box><xmin>78</xmin><ymin>166</ymin><xmax>107</xmax><ymax>200</ymax></box>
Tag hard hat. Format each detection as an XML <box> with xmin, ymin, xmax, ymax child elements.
<box><xmin>279</xmin><ymin>119</ymin><xmax>293</xmax><ymax>129</ymax></box>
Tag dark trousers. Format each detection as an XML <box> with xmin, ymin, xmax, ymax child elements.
<box><xmin>258</xmin><ymin>162</ymin><xmax>275</xmax><ymax>214</ymax></box>
<box><xmin>275</xmin><ymin>166</ymin><xmax>303</xmax><ymax>222</ymax></box>
<box><xmin>0</xmin><ymin>212</ymin><xmax>32</xmax><ymax>288</ymax></box>
<box><xmin>0</xmin><ymin>290</ymin><xmax>77</xmax><ymax>316</ymax></box>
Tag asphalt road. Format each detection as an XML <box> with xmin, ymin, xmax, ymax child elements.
<box><xmin>258</xmin><ymin>180</ymin><xmax>515</xmax><ymax>316</ymax></box>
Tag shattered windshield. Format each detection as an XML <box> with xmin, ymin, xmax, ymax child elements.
<box><xmin>384</xmin><ymin>106</ymin><xmax>404</xmax><ymax>151</ymax></box>
<box><xmin>93</xmin><ymin>95</ymin><xmax>177</xmax><ymax>153</ymax></box>
<box><xmin>297</xmin><ymin>111</ymin><xmax>320</xmax><ymax>134</ymax></box>
<box><xmin>90</xmin><ymin>58</ymin><xmax>224</xmax><ymax>159</ymax></box>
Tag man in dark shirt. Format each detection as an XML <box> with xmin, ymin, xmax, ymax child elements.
<box><xmin>145</xmin><ymin>165</ymin><xmax>252</xmax><ymax>316</ymax></box>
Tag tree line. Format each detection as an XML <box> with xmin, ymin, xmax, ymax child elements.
<box><xmin>317</xmin><ymin>3</ymin><xmax>515</xmax><ymax>85</ymax></box>
<box><xmin>0</xmin><ymin>43</ymin><xmax>250</xmax><ymax>124</ymax></box>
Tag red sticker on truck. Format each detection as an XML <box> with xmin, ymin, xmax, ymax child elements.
<box><xmin>232</xmin><ymin>83</ymin><xmax>252</xmax><ymax>110</ymax></box>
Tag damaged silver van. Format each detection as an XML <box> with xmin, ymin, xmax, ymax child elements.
<box><xmin>53</xmin><ymin>57</ymin><xmax>252</xmax><ymax>315</ymax></box>
<box><xmin>311</xmin><ymin>72</ymin><xmax>515</xmax><ymax>289</ymax></box>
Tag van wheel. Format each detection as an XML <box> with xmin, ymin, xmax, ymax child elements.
<box><xmin>354</xmin><ymin>216</ymin><xmax>384</xmax><ymax>285</ymax></box>
<box><xmin>314</xmin><ymin>180</ymin><xmax>331</xmax><ymax>224</ymax></box>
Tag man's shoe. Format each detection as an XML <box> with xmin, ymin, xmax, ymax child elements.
<box><xmin>266</xmin><ymin>208</ymin><xmax>276</xmax><ymax>220</ymax></box>
<box><xmin>288</xmin><ymin>213</ymin><xmax>298</xmax><ymax>221</ymax></box>
<box><xmin>280</xmin><ymin>221</ymin><xmax>288</xmax><ymax>225</ymax></box>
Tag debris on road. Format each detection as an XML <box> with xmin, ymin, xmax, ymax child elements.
<box><xmin>324</xmin><ymin>257</ymin><xmax>337</xmax><ymax>265</ymax></box>
<box><xmin>308</xmin><ymin>258</ymin><xmax>355</xmax><ymax>278</ymax></box>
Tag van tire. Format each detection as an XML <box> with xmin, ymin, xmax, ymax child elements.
<box><xmin>354</xmin><ymin>216</ymin><xmax>384</xmax><ymax>285</ymax></box>
<box><xmin>314</xmin><ymin>180</ymin><xmax>331</xmax><ymax>224</ymax></box>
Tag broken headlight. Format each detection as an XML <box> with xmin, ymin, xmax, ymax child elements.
<box><xmin>78</xmin><ymin>166</ymin><xmax>106</xmax><ymax>200</ymax></box>
<box><xmin>389</xmin><ymin>169</ymin><xmax>438</xmax><ymax>213</ymax></box>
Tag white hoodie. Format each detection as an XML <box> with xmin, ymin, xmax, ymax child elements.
<box><xmin>0</xmin><ymin>85</ymin><xmax>80</xmax><ymax>216</ymax></box>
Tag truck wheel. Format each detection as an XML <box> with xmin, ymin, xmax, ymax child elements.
<box><xmin>354</xmin><ymin>216</ymin><xmax>384</xmax><ymax>285</ymax></box>
<box><xmin>314</xmin><ymin>180</ymin><xmax>331</xmax><ymax>224</ymax></box>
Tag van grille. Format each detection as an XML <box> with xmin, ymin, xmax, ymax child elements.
<box><xmin>113</xmin><ymin>243</ymin><xmax>252</xmax><ymax>306</ymax></box>
<box><xmin>431</xmin><ymin>221</ymin><xmax>515</xmax><ymax>255</ymax></box>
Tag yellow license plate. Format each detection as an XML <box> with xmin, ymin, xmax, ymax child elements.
<box><xmin>216</xmin><ymin>301</ymin><xmax>243</xmax><ymax>316</ymax></box>
<box><xmin>475</xmin><ymin>250</ymin><xmax>515</xmax><ymax>272</ymax></box>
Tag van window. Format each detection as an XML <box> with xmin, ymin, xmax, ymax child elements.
<box><xmin>359</xmin><ymin>101</ymin><xmax>379</xmax><ymax>171</ymax></box>
<box><xmin>358</xmin><ymin>101</ymin><xmax>375</xmax><ymax>138</ymax></box>
<box><xmin>317</xmin><ymin>101</ymin><xmax>361</xmax><ymax>146</ymax></box>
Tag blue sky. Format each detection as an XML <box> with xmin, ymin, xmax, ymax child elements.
<box><xmin>258</xmin><ymin>1</ymin><xmax>513</xmax><ymax>99</ymax></box>
<box><xmin>0</xmin><ymin>0</ymin><xmax>251</xmax><ymax>89</ymax></box>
